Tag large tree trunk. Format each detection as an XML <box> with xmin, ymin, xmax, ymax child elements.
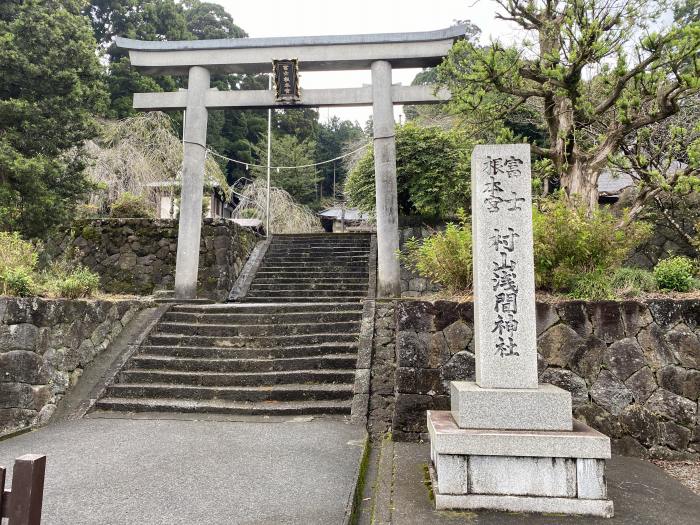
<box><xmin>560</xmin><ymin>159</ymin><xmax>600</xmax><ymax>213</ymax></box>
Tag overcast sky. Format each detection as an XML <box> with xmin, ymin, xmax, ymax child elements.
<box><xmin>213</xmin><ymin>0</ymin><xmax>516</xmax><ymax>124</ymax></box>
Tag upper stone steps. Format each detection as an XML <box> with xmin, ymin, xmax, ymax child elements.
<box><xmin>254</xmin><ymin>269</ymin><xmax>369</xmax><ymax>277</ymax></box>
<box><xmin>248</xmin><ymin>283</ymin><xmax>368</xmax><ymax>292</ymax></box>
<box><xmin>237</xmin><ymin>295</ymin><xmax>366</xmax><ymax>304</ymax></box>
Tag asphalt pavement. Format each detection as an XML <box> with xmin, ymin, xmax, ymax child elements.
<box><xmin>0</xmin><ymin>416</ymin><xmax>365</xmax><ymax>525</ymax></box>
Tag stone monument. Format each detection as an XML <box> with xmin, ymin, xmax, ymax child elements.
<box><xmin>427</xmin><ymin>144</ymin><xmax>614</xmax><ymax>517</ymax></box>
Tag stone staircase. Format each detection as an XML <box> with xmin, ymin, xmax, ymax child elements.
<box><xmin>94</xmin><ymin>233</ymin><xmax>372</xmax><ymax>417</ymax></box>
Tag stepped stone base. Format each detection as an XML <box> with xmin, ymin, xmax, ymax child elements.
<box><xmin>451</xmin><ymin>381</ymin><xmax>572</xmax><ymax>431</ymax></box>
<box><xmin>428</xmin><ymin>410</ymin><xmax>613</xmax><ymax>518</ymax></box>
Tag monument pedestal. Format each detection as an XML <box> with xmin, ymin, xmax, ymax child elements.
<box><xmin>428</xmin><ymin>411</ymin><xmax>613</xmax><ymax>517</ymax></box>
<box><xmin>427</xmin><ymin>144</ymin><xmax>613</xmax><ymax>518</ymax></box>
<box><xmin>451</xmin><ymin>381</ymin><xmax>573</xmax><ymax>431</ymax></box>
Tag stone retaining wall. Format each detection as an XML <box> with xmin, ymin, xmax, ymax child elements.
<box><xmin>45</xmin><ymin>218</ymin><xmax>259</xmax><ymax>300</ymax></box>
<box><xmin>398</xmin><ymin>226</ymin><xmax>442</xmax><ymax>298</ymax></box>
<box><xmin>375</xmin><ymin>299</ymin><xmax>700</xmax><ymax>459</ymax></box>
<box><xmin>0</xmin><ymin>297</ymin><xmax>150</xmax><ymax>435</ymax></box>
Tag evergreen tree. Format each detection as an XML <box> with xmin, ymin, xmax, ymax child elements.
<box><xmin>0</xmin><ymin>0</ymin><xmax>108</xmax><ymax>238</ymax></box>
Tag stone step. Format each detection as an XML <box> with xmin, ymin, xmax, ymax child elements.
<box><xmin>137</xmin><ymin>343</ymin><xmax>357</xmax><ymax>359</ymax></box>
<box><xmin>254</xmin><ymin>270</ymin><xmax>369</xmax><ymax>278</ymax></box>
<box><xmin>94</xmin><ymin>397</ymin><xmax>352</xmax><ymax>416</ymax></box>
<box><xmin>250</xmin><ymin>277</ymin><xmax>368</xmax><ymax>284</ymax></box>
<box><xmin>105</xmin><ymin>382</ymin><xmax>354</xmax><ymax>402</ymax></box>
<box><xmin>266</xmin><ymin>249</ymin><xmax>370</xmax><ymax>256</ymax></box>
<box><xmin>263</xmin><ymin>253</ymin><xmax>369</xmax><ymax>260</ymax></box>
<box><xmin>146</xmin><ymin>332</ymin><xmax>358</xmax><ymax>348</ymax></box>
<box><xmin>154</xmin><ymin>298</ymin><xmax>216</xmax><ymax>305</ymax></box>
<box><xmin>118</xmin><ymin>369</ymin><xmax>356</xmax><ymax>387</ymax></box>
<box><xmin>130</xmin><ymin>353</ymin><xmax>357</xmax><ymax>372</ymax></box>
<box><xmin>249</xmin><ymin>283</ymin><xmax>368</xmax><ymax>292</ymax></box>
<box><xmin>155</xmin><ymin>320</ymin><xmax>361</xmax><ymax>337</ymax></box>
<box><xmin>240</xmin><ymin>296</ymin><xmax>365</xmax><ymax>304</ymax></box>
<box><xmin>259</xmin><ymin>263</ymin><xmax>368</xmax><ymax>271</ymax></box>
<box><xmin>171</xmin><ymin>303</ymin><xmax>363</xmax><ymax>314</ymax></box>
<box><xmin>244</xmin><ymin>289</ymin><xmax>366</xmax><ymax>298</ymax></box>
<box><xmin>163</xmin><ymin>310</ymin><xmax>363</xmax><ymax>324</ymax></box>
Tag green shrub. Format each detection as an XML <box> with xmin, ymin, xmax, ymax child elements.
<box><xmin>1</xmin><ymin>267</ymin><xmax>35</xmax><ymax>297</ymax></box>
<box><xmin>0</xmin><ymin>232</ymin><xmax>38</xmax><ymax>274</ymax></box>
<box><xmin>533</xmin><ymin>196</ymin><xmax>651</xmax><ymax>292</ymax></box>
<box><xmin>345</xmin><ymin>123</ymin><xmax>471</xmax><ymax>219</ymax></box>
<box><xmin>611</xmin><ymin>267</ymin><xmax>658</xmax><ymax>297</ymax></box>
<box><xmin>51</xmin><ymin>267</ymin><xmax>100</xmax><ymax>299</ymax></box>
<box><xmin>567</xmin><ymin>270</ymin><xmax>615</xmax><ymax>300</ymax></box>
<box><xmin>653</xmin><ymin>256</ymin><xmax>696</xmax><ymax>292</ymax></box>
<box><xmin>398</xmin><ymin>210</ymin><xmax>473</xmax><ymax>292</ymax></box>
<box><xmin>109</xmin><ymin>193</ymin><xmax>153</xmax><ymax>219</ymax></box>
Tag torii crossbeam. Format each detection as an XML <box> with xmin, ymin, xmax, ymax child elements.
<box><xmin>117</xmin><ymin>26</ymin><xmax>465</xmax><ymax>299</ymax></box>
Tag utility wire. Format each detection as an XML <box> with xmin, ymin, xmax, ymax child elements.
<box><xmin>202</xmin><ymin>141</ymin><xmax>371</xmax><ymax>170</ymax></box>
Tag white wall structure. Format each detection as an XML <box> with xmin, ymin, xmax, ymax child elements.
<box><xmin>116</xmin><ymin>26</ymin><xmax>465</xmax><ymax>299</ymax></box>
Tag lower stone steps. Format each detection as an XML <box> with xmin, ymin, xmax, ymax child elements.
<box><xmin>130</xmin><ymin>354</ymin><xmax>357</xmax><ymax>372</ymax></box>
<box><xmin>104</xmin><ymin>382</ymin><xmax>353</xmax><ymax>402</ymax></box>
<box><xmin>118</xmin><ymin>369</ymin><xmax>356</xmax><ymax>387</ymax></box>
<box><xmin>94</xmin><ymin>397</ymin><xmax>352</xmax><ymax>416</ymax></box>
<box><xmin>163</xmin><ymin>310</ymin><xmax>363</xmax><ymax>324</ymax></box>
<box><xmin>155</xmin><ymin>320</ymin><xmax>361</xmax><ymax>337</ymax></box>
<box><xmin>136</xmin><ymin>343</ymin><xmax>357</xmax><ymax>359</ymax></box>
<box><xmin>146</xmin><ymin>332</ymin><xmax>359</xmax><ymax>347</ymax></box>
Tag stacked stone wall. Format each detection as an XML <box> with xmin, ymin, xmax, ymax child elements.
<box><xmin>367</xmin><ymin>302</ymin><xmax>397</xmax><ymax>436</ymax></box>
<box><xmin>384</xmin><ymin>299</ymin><xmax>700</xmax><ymax>459</ymax></box>
<box><xmin>46</xmin><ymin>218</ymin><xmax>259</xmax><ymax>300</ymax></box>
<box><xmin>398</xmin><ymin>226</ymin><xmax>442</xmax><ymax>297</ymax></box>
<box><xmin>0</xmin><ymin>297</ymin><xmax>150</xmax><ymax>435</ymax></box>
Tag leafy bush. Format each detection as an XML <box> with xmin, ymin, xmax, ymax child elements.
<box><xmin>568</xmin><ymin>270</ymin><xmax>615</xmax><ymax>300</ymax></box>
<box><xmin>1</xmin><ymin>267</ymin><xmax>35</xmax><ymax>297</ymax></box>
<box><xmin>109</xmin><ymin>193</ymin><xmax>153</xmax><ymax>219</ymax></box>
<box><xmin>533</xmin><ymin>197</ymin><xmax>651</xmax><ymax>292</ymax></box>
<box><xmin>611</xmin><ymin>267</ymin><xmax>658</xmax><ymax>297</ymax></box>
<box><xmin>345</xmin><ymin>123</ymin><xmax>471</xmax><ymax>219</ymax></box>
<box><xmin>399</xmin><ymin>196</ymin><xmax>652</xmax><ymax>296</ymax></box>
<box><xmin>653</xmin><ymin>256</ymin><xmax>696</xmax><ymax>292</ymax></box>
<box><xmin>0</xmin><ymin>231</ymin><xmax>38</xmax><ymax>274</ymax></box>
<box><xmin>399</xmin><ymin>210</ymin><xmax>473</xmax><ymax>292</ymax></box>
<box><xmin>50</xmin><ymin>266</ymin><xmax>100</xmax><ymax>299</ymax></box>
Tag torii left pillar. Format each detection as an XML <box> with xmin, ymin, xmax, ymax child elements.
<box><xmin>174</xmin><ymin>66</ymin><xmax>210</xmax><ymax>300</ymax></box>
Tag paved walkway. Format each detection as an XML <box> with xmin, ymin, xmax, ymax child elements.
<box><xmin>0</xmin><ymin>417</ymin><xmax>365</xmax><ymax>524</ymax></box>
<box><xmin>374</xmin><ymin>442</ymin><xmax>700</xmax><ymax>525</ymax></box>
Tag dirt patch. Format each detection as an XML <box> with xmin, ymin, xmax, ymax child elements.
<box><xmin>651</xmin><ymin>460</ymin><xmax>700</xmax><ymax>496</ymax></box>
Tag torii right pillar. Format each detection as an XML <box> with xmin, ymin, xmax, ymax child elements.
<box><xmin>371</xmin><ymin>60</ymin><xmax>401</xmax><ymax>298</ymax></box>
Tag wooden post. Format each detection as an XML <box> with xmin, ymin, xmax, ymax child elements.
<box><xmin>2</xmin><ymin>454</ymin><xmax>46</xmax><ymax>525</ymax></box>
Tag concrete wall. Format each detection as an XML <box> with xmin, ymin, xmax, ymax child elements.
<box><xmin>368</xmin><ymin>299</ymin><xmax>700</xmax><ymax>460</ymax></box>
<box><xmin>0</xmin><ymin>297</ymin><xmax>150</xmax><ymax>435</ymax></box>
<box><xmin>46</xmin><ymin>218</ymin><xmax>259</xmax><ymax>301</ymax></box>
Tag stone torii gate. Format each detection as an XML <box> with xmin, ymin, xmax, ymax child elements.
<box><xmin>116</xmin><ymin>26</ymin><xmax>465</xmax><ymax>299</ymax></box>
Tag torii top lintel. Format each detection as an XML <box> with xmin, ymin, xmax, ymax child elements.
<box><xmin>115</xmin><ymin>25</ymin><xmax>467</xmax><ymax>76</ymax></box>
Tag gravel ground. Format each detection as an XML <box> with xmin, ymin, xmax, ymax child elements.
<box><xmin>651</xmin><ymin>460</ymin><xmax>700</xmax><ymax>496</ymax></box>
